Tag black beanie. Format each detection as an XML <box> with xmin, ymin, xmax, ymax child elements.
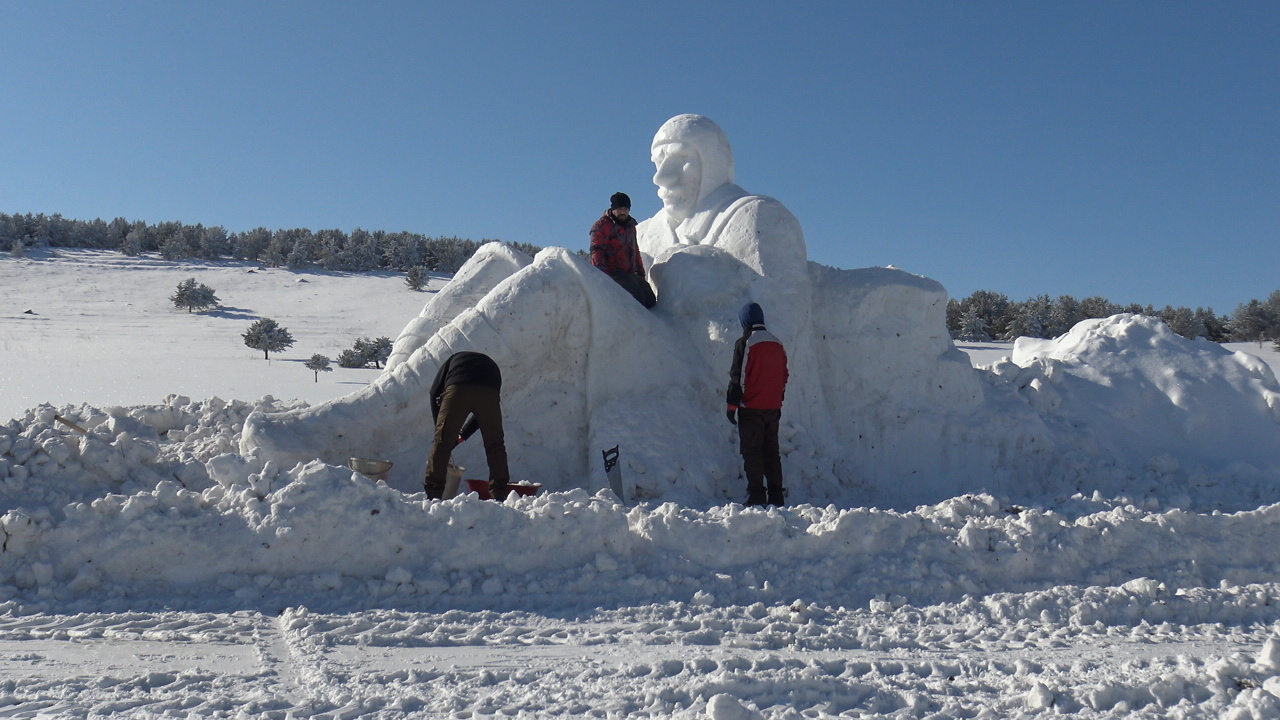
<box><xmin>610</xmin><ymin>192</ymin><xmax>631</xmax><ymax>209</ymax></box>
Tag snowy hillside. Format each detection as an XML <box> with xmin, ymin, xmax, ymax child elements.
<box><xmin>3</xmin><ymin>250</ymin><xmax>1280</xmax><ymax>718</ymax></box>
<box><xmin>0</xmin><ymin>249</ymin><xmax>436</xmax><ymax>422</ymax></box>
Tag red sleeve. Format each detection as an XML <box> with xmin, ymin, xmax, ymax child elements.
<box><xmin>589</xmin><ymin>218</ymin><xmax>609</xmax><ymax>270</ymax></box>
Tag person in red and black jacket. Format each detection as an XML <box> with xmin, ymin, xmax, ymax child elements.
<box><xmin>589</xmin><ymin>192</ymin><xmax>656</xmax><ymax>308</ymax></box>
<box><xmin>726</xmin><ymin>302</ymin><xmax>789</xmax><ymax>506</ymax></box>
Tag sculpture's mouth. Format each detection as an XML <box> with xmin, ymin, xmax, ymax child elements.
<box><xmin>657</xmin><ymin>187</ymin><xmax>694</xmax><ymax>210</ymax></box>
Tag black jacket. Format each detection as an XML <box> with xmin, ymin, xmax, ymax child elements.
<box><xmin>429</xmin><ymin>352</ymin><xmax>502</xmax><ymax>439</ymax></box>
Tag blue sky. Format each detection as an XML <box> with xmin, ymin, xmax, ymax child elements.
<box><xmin>3</xmin><ymin>1</ymin><xmax>1276</xmax><ymax>312</ymax></box>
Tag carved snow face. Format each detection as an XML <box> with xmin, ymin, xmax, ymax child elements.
<box><xmin>652</xmin><ymin>142</ymin><xmax>702</xmax><ymax>224</ymax></box>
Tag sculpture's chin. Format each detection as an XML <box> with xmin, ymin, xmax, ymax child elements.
<box><xmin>662</xmin><ymin>203</ymin><xmax>693</xmax><ymax>224</ymax></box>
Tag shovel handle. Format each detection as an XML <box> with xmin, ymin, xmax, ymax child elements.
<box><xmin>54</xmin><ymin>415</ymin><xmax>88</xmax><ymax>435</ymax></box>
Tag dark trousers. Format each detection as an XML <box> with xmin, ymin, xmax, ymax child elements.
<box><xmin>425</xmin><ymin>384</ymin><xmax>510</xmax><ymax>499</ymax></box>
<box><xmin>739</xmin><ymin>408</ymin><xmax>784</xmax><ymax>505</ymax></box>
<box><xmin>610</xmin><ymin>273</ymin><xmax>656</xmax><ymax>309</ymax></box>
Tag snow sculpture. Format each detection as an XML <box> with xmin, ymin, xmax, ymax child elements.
<box><xmin>384</xmin><ymin>242</ymin><xmax>532</xmax><ymax>371</ymax></box>
<box><xmin>241</xmin><ymin>115</ymin><xmax>993</xmax><ymax>505</ymax></box>
<box><xmin>638</xmin><ymin>114</ymin><xmax>811</xmax><ymax>345</ymax></box>
<box><xmin>243</xmin><ymin>245</ymin><xmax>741</xmax><ymax>501</ymax></box>
<box><xmin>639</xmin><ymin>115</ymin><xmax>985</xmax><ymax>496</ymax></box>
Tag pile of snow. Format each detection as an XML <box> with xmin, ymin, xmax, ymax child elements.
<box><xmin>5</xmin><ymin>390</ymin><xmax>1280</xmax><ymax>715</ymax></box>
<box><xmin>1004</xmin><ymin>314</ymin><xmax>1280</xmax><ymax>471</ymax></box>
<box><xmin>4</xmin><ymin>396</ymin><xmax>1280</xmax><ymax>613</ymax></box>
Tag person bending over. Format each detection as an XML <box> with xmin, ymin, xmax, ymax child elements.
<box><xmin>425</xmin><ymin>351</ymin><xmax>510</xmax><ymax>500</ymax></box>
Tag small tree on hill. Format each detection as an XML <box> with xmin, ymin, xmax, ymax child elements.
<box><xmin>305</xmin><ymin>354</ymin><xmax>332</xmax><ymax>382</ymax></box>
<box><xmin>243</xmin><ymin>318</ymin><xmax>295</xmax><ymax>359</ymax></box>
<box><xmin>338</xmin><ymin>349</ymin><xmax>367</xmax><ymax>368</ymax></box>
<box><xmin>369</xmin><ymin>336</ymin><xmax>393</xmax><ymax>368</ymax></box>
<box><xmin>338</xmin><ymin>336</ymin><xmax>394</xmax><ymax>368</ymax></box>
<box><xmin>405</xmin><ymin>266</ymin><xmax>428</xmax><ymax>291</ymax></box>
<box><xmin>170</xmin><ymin>277</ymin><xmax>220</xmax><ymax>313</ymax></box>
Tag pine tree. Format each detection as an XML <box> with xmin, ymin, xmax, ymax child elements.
<box><xmin>1002</xmin><ymin>295</ymin><xmax>1053</xmax><ymax>340</ymax></box>
<box><xmin>956</xmin><ymin>308</ymin><xmax>992</xmax><ymax>341</ymax></box>
<box><xmin>243</xmin><ymin>318</ymin><xmax>295</xmax><ymax>359</ymax></box>
<box><xmin>1048</xmin><ymin>295</ymin><xmax>1084</xmax><ymax>337</ymax></box>
<box><xmin>945</xmin><ymin>298</ymin><xmax>962</xmax><ymax>337</ymax></box>
<box><xmin>170</xmin><ymin>278</ymin><xmax>220</xmax><ymax>313</ymax></box>
<box><xmin>121</xmin><ymin>228</ymin><xmax>146</xmax><ymax>256</ymax></box>
<box><xmin>1230</xmin><ymin>299</ymin><xmax>1277</xmax><ymax>347</ymax></box>
<box><xmin>371</xmin><ymin>336</ymin><xmax>393</xmax><ymax>367</ymax></box>
<box><xmin>337</xmin><ymin>336</ymin><xmax>395</xmax><ymax>368</ymax></box>
<box><xmin>304</xmin><ymin>354</ymin><xmax>332</xmax><ymax>382</ymax></box>
<box><xmin>233</xmin><ymin>227</ymin><xmax>272</xmax><ymax>262</ymax></box>
<box><xmin>405</xmin><ymin>266</ymin><xmax>428</xmax><ymax>291</ymax></box>
<box><xmin>286</xmin><ymin>229</ymin><xmax>317</xmax><ymax>268</ymax></box>
<box><xmin>337</xmin><ymin>349</ymin><xmax>367</xmax><ymax>368</ymax></box>
<box><xmin>1079</xmin><ymin>296</ymin><xmax>1121</xmax><ymax>320</ymax></box>
<box><xmin>1159</xmin><ymin>306</ymin><xmax>1204</xmax><ymax>340</ymax></box>
<box><xmin>198</xmin><ymin>226</ymin><xmax>231</xmax><ymax>259</ymax></box>
<box><xmin>261</xmin><ymin>230</ymin><xmax>292</xmax><ymax>268</ymax></box>
<box><xmin>349</xmin><ymin>336</ymin><xmax>394</xmax><ymax>368</ymax></box>
<box><xmin>950</xmin><ymin>290</ymin><xmax>1012</xmax><ymax>339</ymax></box>
<box><xmin>352</xmin><ymin>338</ymin><xmax>376</xmax><ymax>366</ymax></box>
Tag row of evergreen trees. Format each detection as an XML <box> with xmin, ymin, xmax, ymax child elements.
<box><xmin>947</xmin><ymin>289</ymin><xmax>1280</xmax><ymax>345</ymax></box>
<box><xmin>0</xmin><ymin>212</ymin><xmax>541</xmax><ymax>274</ymax></box>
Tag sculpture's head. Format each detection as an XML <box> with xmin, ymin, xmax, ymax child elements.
<box><xmin>651</xmin><ymin>114</ymin><xmax>735</xmax><ymax>223</ymax></box>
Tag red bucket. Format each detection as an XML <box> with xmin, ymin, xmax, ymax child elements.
<box><xmin>465</xmin><ymin>479</ymin><xmax>542</xmax><ymax>500</ymax></box>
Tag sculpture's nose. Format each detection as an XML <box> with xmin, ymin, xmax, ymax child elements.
<box><xmin>653</xmin><ymin>156</ymin><xmax>679</xmax><ymax>187</ymax></box>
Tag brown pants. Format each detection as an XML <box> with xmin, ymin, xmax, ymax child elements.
<box><xmin>425</xmin><ymin>384</ymin><xmax>510</xmax><ymax>499</ymax></box>
<box><xmin>738</xmin><ymin>408</ymin><xmax>784</xmax><ymax>505</ymax></box>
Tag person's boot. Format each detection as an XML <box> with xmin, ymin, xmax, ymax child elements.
<box><xmin>489</xmin><ymin>480</ymin><xmax>510</xmax><ymax>502</ymax></box>
<box><xmin>767</xmin><ymin>487</ymin><xmax>786</xmax><ymax>507</ymax></box>
<box><xmin>745</xmin><ymin>488</ymin><xmax>768</xmax><ymax>507</ymax></box>
<box><xmin>424</xmin><ymin>480</ymin><xmax>444</xmax><ymax>500</ymax></box>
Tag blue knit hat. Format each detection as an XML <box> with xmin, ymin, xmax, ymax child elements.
<box><xmin>739</xmin><ymin>302</ymin><xmax>764</xmax><ymax>330</ymax></box>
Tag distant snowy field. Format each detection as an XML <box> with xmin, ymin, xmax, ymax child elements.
<box><xmin>3</xmin><ymin>250</ymin><xmax>1280</xmax><ymax>718</ymax></box>
<box><xmin>0</xmin><ymin>249</ymin><xmax>438</xmax><ymax>423</ymax></box>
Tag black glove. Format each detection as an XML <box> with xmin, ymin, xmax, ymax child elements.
<box><xmin>726</xmin><ymin>407</ymin><xmax>737</xmax><ymax>425</ymax></box>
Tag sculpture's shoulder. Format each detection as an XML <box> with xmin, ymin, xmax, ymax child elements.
<box><xmin>709</xmin><ymin>194</ymin><xmax>807</xmax><ymax>273</ymax></box>
<box><xmin>637</xmin><ymin>212</ymin><xmax>677</xmax><ymax>261</ymax></box>
<box><xmin>713</xmin><ymin>194</ymin><xmax>802</xmax><ymax>237</ymax></box>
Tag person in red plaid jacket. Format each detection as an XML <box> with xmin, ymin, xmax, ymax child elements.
<box><xmin>589</xmin><ymin>192</ymin><xmax>656</xmax><ymax>308</ymax></box>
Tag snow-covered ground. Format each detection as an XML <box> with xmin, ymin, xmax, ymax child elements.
<box><xmin>0</xmin><ymin>249</ymin><xmax>432</xmax><ymax>422</ymax></box>
<box><xmin>3</xmin><ymin>250</ymin><xmax>1280</xmax><ymax>718</ymax></box>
